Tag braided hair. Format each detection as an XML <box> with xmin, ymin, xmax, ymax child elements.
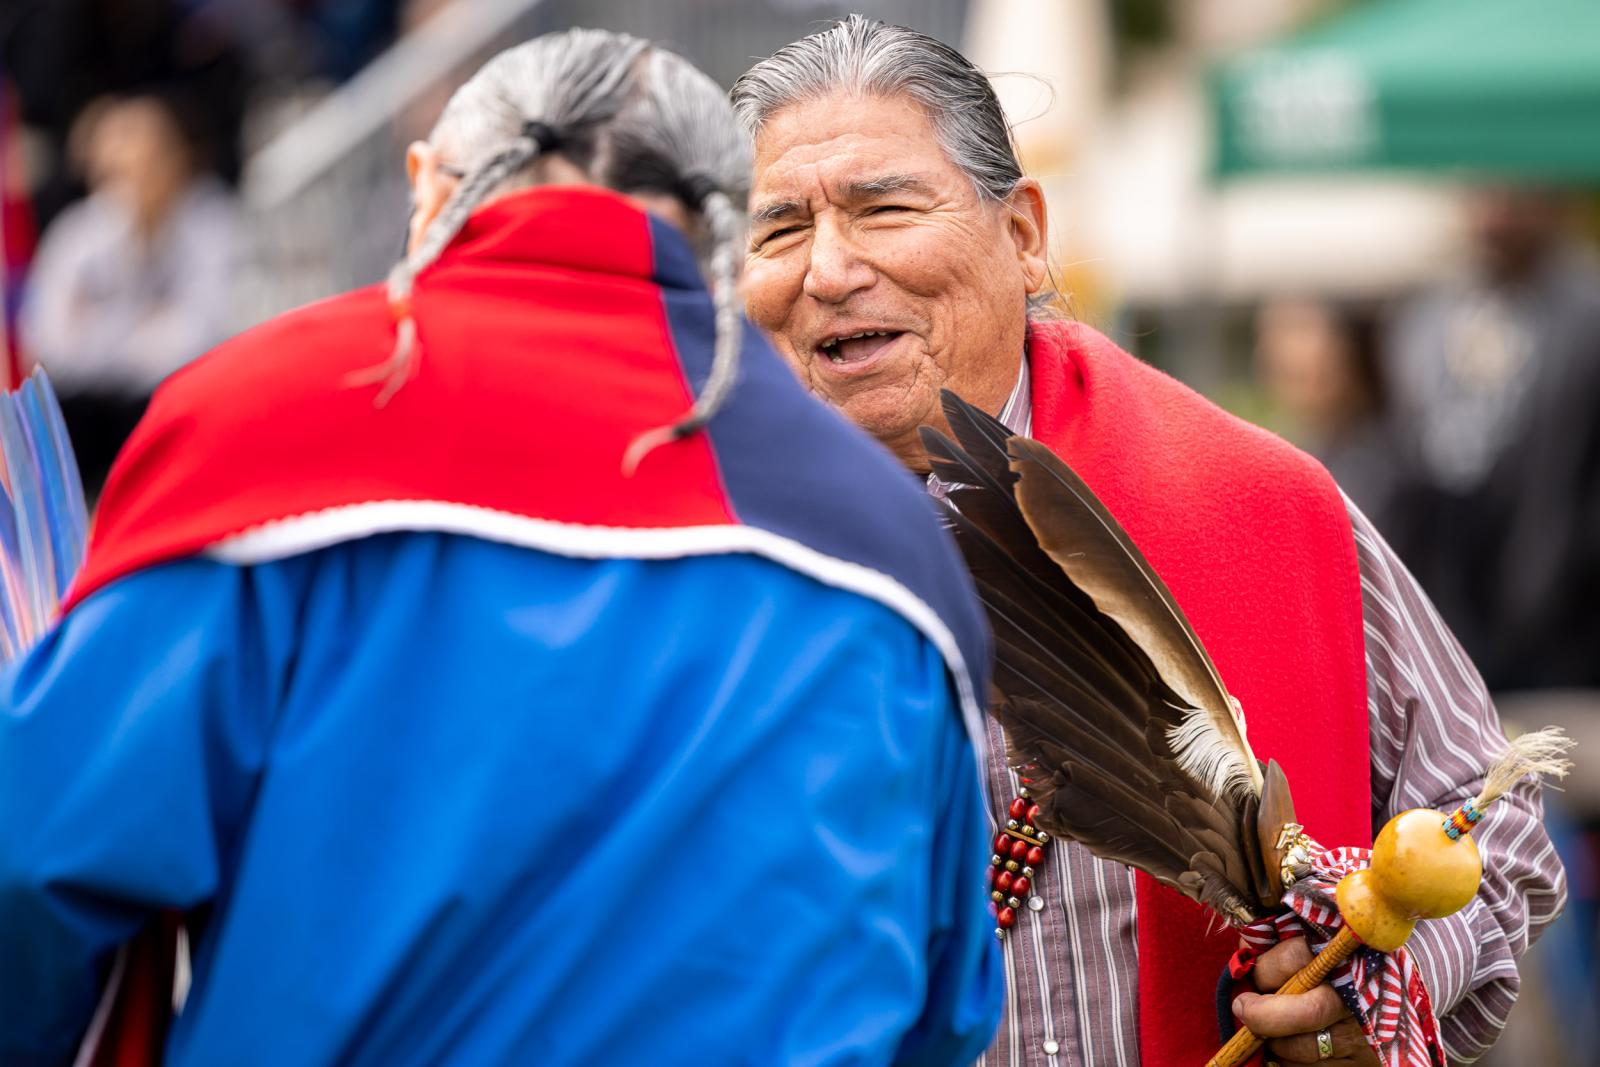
<box><xmin>360</xmin><ymin>29</ymin><xmax>752</xmax><ymax>471</ymax></box>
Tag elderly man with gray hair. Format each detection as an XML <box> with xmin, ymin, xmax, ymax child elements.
<box><xmin>735</xmin><ymin>15</ymin><xmax>1564</xmax><ymax>1067</ymax></box>
<box><xmin>0</xmin><ymin>28</ymin><xmax>1004</xmax><ymax>1066</ymax></box>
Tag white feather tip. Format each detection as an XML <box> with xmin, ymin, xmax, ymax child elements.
<box><xmin>1474</xmin><ymin>726</ymin><xmax>1575</xmax><ymax>809</ymax></box>
<box><xmin>1166</xmin><ymin>704</ymin><xmax>1262</xmax><ymax>800</ymax></box>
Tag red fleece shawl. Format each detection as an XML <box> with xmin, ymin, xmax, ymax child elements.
<box><xmin>1025</xmin><ymin>321</ymin><xmax>1371</xmax><ymax>1064</ymax></box>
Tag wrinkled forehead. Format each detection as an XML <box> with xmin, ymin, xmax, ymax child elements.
<box><xmin>748</xmin><ymin>91</ymin><xmax>968</xmax><ymax>212</ymax></box>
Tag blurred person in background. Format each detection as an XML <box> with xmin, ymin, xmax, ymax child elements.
<box><xmin>1254</xmin><ymin>297</ymin><xmax>1410</xmax><ymax>531</ymax></box>
<box><xmin>0</xmin><ymin>28</ymin><xmax>1001</xmax><ymax>1067</ymax></box>
<box><xmin>0</xmin><ymin>0</ymin><xmax>247</xmax><ymax>226</ymax></box>
<box><xmin>21</xmin><ymin>91</ymin><xmax>242</xmax><ymax>495</ymax></box>
<box><xmin>1385</xmin><ymin>185</ymin><xmax>1600</xmax><ymax>693</ymax></box>
<box><xmin>1385</xmin><ymin>188</ymin><xmax>1600</xmax><ymax>1067</ymax></box>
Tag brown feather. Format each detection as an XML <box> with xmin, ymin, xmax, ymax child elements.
<box><xmin>1007</xmin><ymin>436</ymin><xmax>1264</xmax><ymax>800</ymax></box>
<box><xmin>920</xmin><ymin>390</ymin><xmax>1277</xmax><ymax>922</ymax></box>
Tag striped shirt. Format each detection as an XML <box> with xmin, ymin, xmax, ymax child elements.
<box><xmin>960</xmin><ymin>361</ymin><xmax>1565</xmax><ymax>1066</ymax></box>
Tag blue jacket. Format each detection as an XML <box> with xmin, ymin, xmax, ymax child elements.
<box><xmin>0</xmin><ymin>187</ymin><xmax>1001</xmax><ymax>1065</ymax></box>
<box><xmin>0</xmin><ymin>539</ymin><xmax>1000</xmax><ymax>1065</ymax></box>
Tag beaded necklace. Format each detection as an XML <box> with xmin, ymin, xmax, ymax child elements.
<box><xmin>988</xmin><ymin>784</ymin><xmax>1050</xmax><ymax>940</ymax></box>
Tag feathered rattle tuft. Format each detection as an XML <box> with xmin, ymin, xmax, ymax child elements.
<box><xmin>1208</xmin><ymin>726</ymin><xmax>1575</xmax><ymax>1066</ymax></box>
<box><xmin>1478</xmin><ymin>725</ymin><xmax>1574</xmax><ymax>806</ymax></box>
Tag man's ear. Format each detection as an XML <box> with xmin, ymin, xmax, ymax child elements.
<box><xmin>406</xmin><ymin>141</ymin><xmax>457</xmax><ymax>255</ymax></box>
<box><xmin>1005</xmin><ymin>177</ymin><xmax>1050</xmax><ymax>295</ymax></box>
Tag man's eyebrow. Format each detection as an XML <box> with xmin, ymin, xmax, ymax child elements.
<box><xmin>750</xmin><ymin>199</ymin><xmax>804</xmax><ymax>226</ymax></box>
<box><xmin>748</xmin><ymin>175</ymin><xmax>932</xmax><ymax>226</ymax></box>
<box><xmin>843</xmin><ymin>174</ymin><xmax>935</xmax><ymax>198</ymax></box>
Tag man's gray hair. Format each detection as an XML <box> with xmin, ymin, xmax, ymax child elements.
<box><xmin>371</xmin><ymin>29</ymin><xmax>751</xmax><ymax>461</ymax></box>
<box><xmin>730</xmin><ymin>14</ymin><xmax>1023</xmax><ymax>203</ymax></box>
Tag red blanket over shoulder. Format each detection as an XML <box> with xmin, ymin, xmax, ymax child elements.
<box><xmin>1025</xmin><ymin>321</ymin><xmax>1371</xmax><ymax>1063</ymax></box>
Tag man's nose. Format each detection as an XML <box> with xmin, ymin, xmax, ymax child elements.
<box><xmin>802</xmin><ymin>221</ymin><xmax>874</xmax><ymax>304</ymax></box>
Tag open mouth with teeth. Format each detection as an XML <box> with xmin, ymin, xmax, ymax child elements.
<box><xmin>817</xmin><ymin>329</ymin><xmax>904</xmax><ymax>367</ymax></box>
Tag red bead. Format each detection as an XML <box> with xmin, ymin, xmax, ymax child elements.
<box><xmin>997</xmin><ymin>906</ymin><xmax>1017</xmax><ymax>929</ymax></box>
<box><xmin>1026</xmin><ymin>804</ymin><xmax>1041</xmax><ymax>825</ymax></box>
<box><xmin>1026</xmin><ymin>846</ymin><xmax>1045</xmax><ymax>866</ymax></box>
<box><xmin>996</xmin><ymin>871</ymin><xmax>1014</xmax><ymax>893</ymax></box>
<box><xmin>1012</xmin><ymin>876</ymin><xmax>1031</xmax><ymax>897</ymax></box>
<box><xmin>1008</xmin><ymin>797</ymin><xmax>1029</xmax><ymax>821</ymax></box>
<box><xmin>987</xmin><ymin>866</ymin><xmax>997</xmax><ymax>887</ymax></box>
<box><xmin>995</xmin><ymin>832</ymin><xmax>1012</xmax><ymax>854</ymax></box>
<box><xmin>1010</xmin><ymin>839</ymin><xmax>1029</xmax><ymax>861</ymax></box>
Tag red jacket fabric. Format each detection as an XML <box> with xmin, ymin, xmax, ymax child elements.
<box><xmin>1025</xmin><ymin>321</ymin><xmax>1372</xmax><ymax>1063</ymax></box>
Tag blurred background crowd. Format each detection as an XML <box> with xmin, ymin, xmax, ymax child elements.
<box><xmin>0</xmin><ymin>0</ymin><xmax>1594</xmax><ymax>1060</ymax></box>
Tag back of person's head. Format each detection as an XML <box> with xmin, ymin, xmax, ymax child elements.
<box><xmin>420</xmin><ymin>29</ymin><xmax>749</xmax><ymax>246</ymax></box>
<box><xmin>379</xmin><ymin>29</ymin><xmax>750</xmax><ymax>456</ymax></box>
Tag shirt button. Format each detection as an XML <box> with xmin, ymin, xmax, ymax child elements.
<box><xmin>1043</xmin><ymin>1039</ymin><xmax>1060</xmax><ymax>1056</ymax></box>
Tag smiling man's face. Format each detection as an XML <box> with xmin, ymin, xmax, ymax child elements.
<box><xmin>743</xmin><ymin>91</ymin><xmax>1047</xmax><ymax>469</ymax></box>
